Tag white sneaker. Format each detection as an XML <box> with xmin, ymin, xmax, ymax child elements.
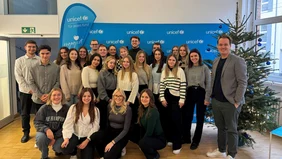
<box><xmin>172</xmin><ymin>148</ymin><xmax>182</xmax><ymax>154</ymax></box>
<box><xmin>225</xmin><ymin>155</ymin><xmax>234</xmax><ymax>159</ymax></box>
<box><xmin>206</xmin><ymin>148</ymin><xmax>227</xmax><ymax>158</ymax></box>
<box><xmin>70</xmin><ymin>155</ymin><xmax>77</xmax><ymax>159</ymax></box>
<box><xmin>100</xmin><ymin>157</ymin><xmax>104</xmax><ymax>159</ymax></box>
<box><xmin>121</xmin><ymin>147</ymin><xmax>126</xmax><ymax>156</ymax></box>
<box><xmin>167</xmin><ymin>142</ymin><xmax>173</xmax><ymax>146</ymax></box>
<box><xmin>34</xmin><ymin>143</ymin><xmax>38</xmax><ymax>148</ymax></box>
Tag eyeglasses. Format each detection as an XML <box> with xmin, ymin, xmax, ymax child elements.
<box><xmin>114</xmin><ymin>95</ymin><xmax>123</xmax><ymax>98</ymax></box>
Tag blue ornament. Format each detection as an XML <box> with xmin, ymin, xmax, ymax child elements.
<box><xmin>258</xmin><ymin>38</ymin><xmax>262</xmax><ymax>42</ymax></box>
<box><xmin>207</xmin><ymin>48</ymin><xmax>211</xmax><ymax>52</ymax></box>
<box><xmin>258</xmin><ymin>43</ymin><xmax>262</xmax><ymax>47</ymax></box>
<box><xmin>219</xmin><ymin>25</ymin><xmax>222</xmax><ymax>29</ymax></box>
<box><xmin>266</xmin><ymin>61</ymin><xmax>271</xmax><ymax>65</ymax></box>
<box><xmin>265</xmin><ymin>93</ymin><xmax>270</xmax><ymax>97</ymax></box>
<box><xmin>250</xmin><ymin>90</ymin><xmax>254</xmax><ymax>94</ymax></box>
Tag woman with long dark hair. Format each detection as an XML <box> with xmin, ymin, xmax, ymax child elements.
<box><xmin>54</xmin><ymin>47</ymin><xmax>69</xmax><ymax>66</ymax></box>
<box><xmin>138</xmin><ymin>89</ymin><xmax>166</xmax><ymax>159</ymax></box>
<box><xmin>60</xmin><ymin>88</ymin><xmax>100</xmax><ymax>159</ymax></box>
<box><xmin>182</xmin><ymin>48</ymin><xmax>211</xmax><ymax>150</ymax></box>
<box><xmin>78</xmin><ymin>46</ymin><xmax>89</xmax><ymax>67</ymax></box>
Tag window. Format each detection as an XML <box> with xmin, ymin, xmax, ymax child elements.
<box><xmin>6</xmin><ymin>0</ymin><xmax>57</xmax><ymax>15</ymax></box>
<box><xmin>256</xmin><ymin>0</ymin><xmax>282</xmax><ymax>19</ymax></box>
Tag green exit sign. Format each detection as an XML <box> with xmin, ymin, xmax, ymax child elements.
<box><xmin>22</xmin><ymin>27</ymin><xmax>36</xmax><ymax>34</ymax></box>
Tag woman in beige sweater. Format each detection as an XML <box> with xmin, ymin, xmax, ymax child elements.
<box><xmin>60</xmin><ymin>48</ymin><xmax>83</xmax><ymax>106</ymax></box>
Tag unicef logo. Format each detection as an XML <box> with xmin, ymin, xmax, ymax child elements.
<box><xmin>126</xmin><ymin>30</ymin><xmax>145</xmax><ymax>35</ymax></box>
<box><xmin>106</xmin><ymin>40</ymin><xmax>124</xmax><ymax>45</ymax></box>
<box><xmin>160</xmin><ymin>40</ymin><xmax>165</xmax><ymax>44</ymax></box>
<box><xmin>167</xmin><ymin>30</ymin><xmax>185</xmax><ymax>35</ymax></box>
<box><xmin>206</xmin><ymin>30</ymin><xmax>224</xmax><ymax>34</ymax></box>
<box><xmin>147</xmin><ymin>40</ymin><xmax>165</xmax><ymax>44</ymax></box>
<box><xmin>82</xmin><ymin>16</ymin><xmax>88</xmax><ymax>21</ymax></box>
<box><xmin>119</xmin><ymin>40</ymin><xmax>124</xmax><ymax>44</ymax></box>
<box><xmin>90</xmin><ymin>29</ymin><xmax>104</xmax><ymax>34</ymax></box>
<box><xmin>186</xmin><ymin>39</ymin><xmax>204</xmax><ymax>44</ymax></box>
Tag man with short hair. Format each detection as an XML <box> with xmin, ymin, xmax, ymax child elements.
<box><xmin>29</xmin><ymin>45</ymin><xmax>60</xmax><ymax>112</ymax></box>
<box><xmin>128</xmin><ymin>36</ymin><xmax>142</xmax><ymax>61</ymax></box>
<box><xmin>89</xmin><ymin>39</ymin><xmax>99</xmax><ymax>56</ymax></box>
<box><xmin>206</xmin><ymin>34</ymin><xmax>247</xmax><ymax>159</ymax></box>
<box><xmin>14</xmin><ymin>40</ymin><xmax>40</xmax><ymax>143</ymax></box>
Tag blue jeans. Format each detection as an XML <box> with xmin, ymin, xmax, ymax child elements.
<box><xmin>36</xmin><ymin>132</ymin><xmax>64</xmax><ymax>158</ymax></box>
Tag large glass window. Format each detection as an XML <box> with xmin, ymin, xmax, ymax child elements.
<box><xmin>256</xmin><ymin>0</ymin><xmax>282</xmax><ymax>19</ymax></box>
<box><xmin>6</xmin><ymin>0</ymin><xmax>57</xmax><ymax>15</ymax></box>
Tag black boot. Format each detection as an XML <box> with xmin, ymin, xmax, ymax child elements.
<box><xmin>21</xmin><ymin>133</ymin><xmax>29</xmax><ymax>143</ymax></box>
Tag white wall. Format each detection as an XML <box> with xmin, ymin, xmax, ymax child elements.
<box><xmin>0</xmin><ymin>0</ymin><xmax>241</xmax><ymax>37</ymax></box>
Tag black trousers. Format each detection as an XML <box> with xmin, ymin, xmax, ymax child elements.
<box><xmin>32</xmin><ymin>102</ymin><xmax>44</xmax><ymax>113</ymax></box>
<box><xmin>97</xmin><ymin>89</ymin><xmax>114</xmax><ymax>130</ymax></box>
<box><xmin>164</xmin><ymin>89</ymin><xmax>182</xmax><ymax>150</ymax></box>
<box><xmin>20</xmin><ymin>92</ymin><xmax>32</xmax><ymax>134</ymax></box>
<box><xmin>124</xmin><ymin>91</ymin><xmax>140</xmax><ymax>143</ymax></box>
<box><xmin>139</xmin><ymin>135</ymin><xmax>166</xmax><ymax>159</ymax></box>
<box><xmin>61</xmin><ymin>134</ymin><xmax>97</xmax><ymax>159</ymax></box>
<box><xmin>154</xmin><ymin>94</ymin><xmax>166</xmax><ymax>140</ymax></box>
<box><xmin>104</xmin><ymin>127</ymin><xmax>129</xmax><ymax>159</ymax></box>
<box><xmin>182</xmin><ymin>86</ymin><xmax>206</xmax><ymax>144</ymax></box>
<box><xmin>138</xmin><ymin>84</ymin><xmax>148</xmax><ymax>93</ymax></box>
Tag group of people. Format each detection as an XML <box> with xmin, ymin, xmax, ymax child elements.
<box><xmin>14</xmin><ymin>34</ymin><xmax>247</xmax><ymax>159</ymax></box>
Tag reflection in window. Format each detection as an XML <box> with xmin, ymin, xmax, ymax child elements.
<box><xmin>256</xmin><ymin>0</ymin><xmax>281</xmax><ymax>19</ymax></box>
<box><xmin>7</xmin><ymin>0</ymin><xmax>57</xmax><ymax>15</ymax></box>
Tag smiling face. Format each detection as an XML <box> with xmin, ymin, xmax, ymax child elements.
<box><xmin>131</xmin><ymin>38</ymin><xmax>140</xmax><ymax>48</ymax></box>
<box><xmin>91</xmin><ymin>56</ymin><xmax>101</xmax><ymax>68</ymax></box>
<box><xmin>107</xmin><ymin>59</ymin><xmax>116</xmax><ymax>70</ymax></box>
<box><xmin>138</xmin><ymin>53</ymin><xmax>145</xmax><ymax>64</ymax></box>
<box><xmin>25</xmin><ymin>43</ymin><xmax>37</xmax><ymax>55</ymax></box>
<box><xmin>179</xmin><ymin>46</ymin><xmax>187</xmax><ymax>57</ymax></box>
<box><xmin>51</xmin><ymin>90</ymin><xmax>62</xmax><ymax>105</ymax></box>
<box><xmin>39</xmin><ymin>49</ymin><xmax>51</xmax><ymax>64</ymax></box>
<box><xmin>154</xmin><ymin>50</ymin><xmax>162</xmax><ymax>62</ymax></box>
<box><xmin>119</xmin><ymin>48</ymin><xmax>128</xmax><ymax>58</ymax></box>
<box><xmin>69</xmin><ymin>50</ymin><xmax>78</xmax><ymax>62</ymax></box>
<box><xmin>79</xmin><ymin>48</ymin><xmax>87</xmax><ymax>59</ymax></box>
<box><xmin>217</xmin><ymin>38</ymin><xmax>231</xmax><ymax>58</ymax></box>
<box><xmin>172</xmin><ymin>46</ymin><xmax>178</xmax><ymax>56</ymax></box>
<box><xmin>167</xmin><ymin>56</ymin><xmax>176</xmax><ymax>68</ymax></box>
<box><xmin>82</xmin><ymin>91</ymin><xmax>92</xmax><ymax>105</ymax></box>
<box><xmin>108</xmin><ymin>46</ymin><xmax>117</xmax><ymax>56</ymax></box>
<box><xmin>113</xmin><ymin>91</ymin><xmax>124</xmax><ymax>106</ymax></box>
<box><xmin>122</xmin><ymin>57</ymin><xmax>130</xmax><ymax>69</ymax></box>
<box><xmin>189</xmin><ymin>52</ymin><xmax>199</xmax><ymax>65</ymax></box>
<box><xmin>140</xmin><ymin>92</ymin><xmax>150</xmax><ymax>107</ymax></box>
<box><xmin>60</xmin><ymin>49</ymin><xmax>68</xmax><ymax>59</ymax></box>
<box><xmin>98</xmin><ymin>46</ymin><xmax>107</xmax><ymax>57</ymax></box>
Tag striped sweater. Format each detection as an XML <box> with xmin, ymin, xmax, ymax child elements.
<box><xmin>159</xmin><ymin>68</ymin><xmax>186</xmax><ymax>103</ymax></box>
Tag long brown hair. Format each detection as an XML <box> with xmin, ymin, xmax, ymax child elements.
<box><xmin>74</xmin><ymin>88</ymin><xmax>96</xmax><ymax>124</ymax></box>
<box><xmin>137</xmin><ymin>89</ymin><xmax>156</xmax><ymax>124</ymax></box>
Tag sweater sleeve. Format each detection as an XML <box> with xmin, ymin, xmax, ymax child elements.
<box><xmin>97</xmin><ymin>71</ymin><xmax>109</xmax><ymax>101</ymax></box>
<box><xmin>143</xmin><ymin>109</ymin><xmax>158</xmax><ymax>137</ymax></box>
<box><xmin>87</xmin><ymin>107</ymin><xmax>100</xmax><ymax>140</ymax></box>
<box><xmin>29</xmin><ymin>66</ymin><xmax>43</xmax><ymax>100</ymax></box>
<box><xmin>113</xmin><ymin>107</ymin><xmax>132</xmax><ymax>143</ymax></box>
<box><xmin>128</xmin><ymin>72</ymin><xmax>139</xmax><ymax>103</ymax></box>
<box><xmin>148</xmin><ymin>67</ymin><xmax>153</xmax><ymax>91</ymax></box>
<box><xmin>62</xmin><ymin>104</ymin><xmax>75</xmax><ymax>139</ymax></box>
<box><xmin>60</xmin><ymin>65</ymin><xmax>71</xmax><ymax>100</ymax></box>
<box><xmin>179</xmin><ymin>69</ymin><xmax>186</xmax><ymax>103</ymax></box>
<box><xmin>204</xmin><ymin>65</ymin><xmax>211</xmax><ymax>102</ymax></box>
<box><xmin>159</xmin><ymin>70</ymin><xmax>166</xmax><ymax>102</ymax></box>
<box><xmin>81</xmin><ymin>67</ymin><xmax>91</xmax><ymax>88</ymax></box>
<box><xmin>14</xmin><ymin>58</ymin><xmax>31</xmax><ymax>93</ymax></box>
<box><xmin>34</xmin><ymin>105</ymin><xmax>49</xmax><ymax>133</ymax></box>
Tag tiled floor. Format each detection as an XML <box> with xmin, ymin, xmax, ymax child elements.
<box><xmin>0</xmin><ymin>116</ymin><xmax>281</xmax><ymax>159</ymax></box>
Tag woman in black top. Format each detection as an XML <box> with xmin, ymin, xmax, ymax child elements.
<box><xmin>138</xmin><ymin>89</ymin><xmax>166</xmax><ymax>159</ymax></box>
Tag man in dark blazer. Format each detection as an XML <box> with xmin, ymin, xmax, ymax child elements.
<box><xmin>206</xmin><ymin>34</ymin><xmax>247</xmax><ymax>159</ymax></box>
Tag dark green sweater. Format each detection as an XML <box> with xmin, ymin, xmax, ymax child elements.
<box><xmin>140</xmin><ymin>107</ymin><xmax>163</xmax><ymax>137</ymax></box>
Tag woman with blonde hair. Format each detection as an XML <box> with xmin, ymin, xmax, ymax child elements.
<box><xmin>116</xmin><ymin>46</ymin><xmax>129</xmax><ymax>72</ymax></box>
<box><xmin>97</xmin><ymin>56</ymin><xmax>117</xmax><ymax>130</ymax></box>
<box><xmin>34</xmin><ymin>88</ymin><xmax>69</xmax><ymax>159</ymax></box>
<box><xmin>171</xmin><ymin>46</ymin><xmax>179</xmax><ymax>60</ymax></box>
<box><xmin>103</xmin><ymin>88</ymin><xmax>132</xmax><ymax>159</ymax></box>
<box><xmin>159</xmin><ymin>54</ymin><xmax>186</xmax><ymax>154</ymax></box>
<box><xmin>60</xmin><ymin>88</ymin><xmax>100</xmax><ymax>159</ymax></box>
<box><xmin>178</xmin><ymin>44</ymin><xmax>190</xmax><ymax>70</ymax></box>
<box><xmin>134</xmin><ymin>50</ymin><xmax>152</xmax><ymax>93</ymax></box>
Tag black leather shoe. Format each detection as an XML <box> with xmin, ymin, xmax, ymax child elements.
<box><xmin>190</xmin><ymin>143</ymin><xmax>199</xmax><ymax>150</ymax></box>
<box><xmin>21</xmin><ymin>134</ymin><xmax>29</xmax><ymax>143</ymax></box>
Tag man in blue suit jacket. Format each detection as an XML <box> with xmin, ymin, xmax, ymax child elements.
<box><xmin>206</xmin><ymin>34</ymin><xmax>247</xmax><ymax>159</ymax></box>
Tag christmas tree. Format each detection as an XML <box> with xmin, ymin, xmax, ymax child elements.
<box><xmin>206</xmin><ymin>2</ymin><xmax>281</xmax><ymax>148</ymax></box>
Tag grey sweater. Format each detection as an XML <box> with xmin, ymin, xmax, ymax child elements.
<box><xmin>97</xmin><ymin>69</ymin><xmax>117</xmax><ymax>101</ymax></box>
<box><xmin>184</xmin><ymin>64</ymin><xmax>211</xmax><ymax>102</ymax></box>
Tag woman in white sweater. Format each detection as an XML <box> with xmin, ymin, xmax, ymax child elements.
<box><xmin>60</xmin><ymin>88</ymin><xmax>100</xmax><ymax>159</ymax></box>
<box><xmin>81</xmin><ymin>53</ymin><xmax>102</xmax><ymax>99</ymax></box>
<box><xmin>60</xmin><ymin>48</ymin><xmax>82</xmax><ymax>106</ymax></box>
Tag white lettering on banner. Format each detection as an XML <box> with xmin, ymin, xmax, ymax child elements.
<box><xmin>166</xmin><ymin>50</ymin><xmax>171</xmax><ymax>54</ymax></box>
<box><xmin>147</xmin><ymin>40</ymin><xmax>165</xmax><ymax>44</ymax></box>
<box><xmin>126</xmin><ymin>30</ymin><xmax>145</xmax><ymax>35</ymax></box>
<box><xmin>106</xmin><ymin>40</ymin><xmax>124</xmax><ymax>44</ymax></box>
<box><xmin>205</xmin><ymin>30</ymin><xmax>223</xmax><ymax>34</ymax></box>
<box><xmin>63</xmin><ymin>39</ymin><xmax>84</xmax><ymax>48</ymax></box>
<box><xmin>67</xmin><ymin>15</ymin><xmax>89</xmax><ymax>23</ymax></box>
<box><xmin>89</xmin><ymin>29</ymin><xmax>104</xmax><ymax>34</ymax></box>
<box><xmin>186</xmin><ymin>39</ymin><xmax>204</xmax><ymax>44</ymax></box>
<box><xmin>166</xmin><ymin>30</ymin><xmax>185</xmax><ymax>35</ymax></box>
<box><xmin>205</xmin><ymin>49</ymin><xmax>218</xmax><ymax>53</ymax></box>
